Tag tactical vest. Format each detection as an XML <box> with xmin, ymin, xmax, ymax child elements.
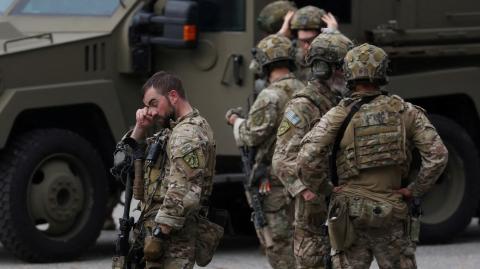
<box><xmin>143</xmin><ymin>114</ymin><xmax>216</xmax><ymax>205</ymax></box>
<box><xmin>144</xmin><ymin>132</ymin><xmax>170</xmax><ymax>203</ymax></box>
<box><xmin>336</xmin><ymin>95</ymin><xmax>407</xmax><ymax>180</ymax></box>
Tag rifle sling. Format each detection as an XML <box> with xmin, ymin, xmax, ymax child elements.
<box><xmin>329</xmin><ymin>94</ymin><xmax>382</xmax><ymax>186</ymax></box>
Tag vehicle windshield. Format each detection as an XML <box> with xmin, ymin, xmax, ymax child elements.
<box><xmin>0</xmin><ymin>0</ymin><xmax>14</xmax><ymax>14</ymax></box>
<box><xmin>11</xmin><ymin>0</ymin><xmax>119</xmax><ymax>16</ymax></box>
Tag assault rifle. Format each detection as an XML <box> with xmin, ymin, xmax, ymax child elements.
<box><xmin>110</xmin><ymin>137</ymin><xmax>144</xmax><ymax>269</ymax></box>
<box><xmin>240</xmin><ymin>146</ymin><xmax>274</xmax><ymax>247</ymax></box>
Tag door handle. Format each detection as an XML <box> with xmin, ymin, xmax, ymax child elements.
<box><xmin>221</xmin><ymin>54</ymin><xmax>244</xmax><ymax>86</ymax></box>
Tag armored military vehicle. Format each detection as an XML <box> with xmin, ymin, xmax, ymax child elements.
<box><xmin>0</xmin><ymin>0</ymin><xmax>478</xmax><ymax>262</ymax></box>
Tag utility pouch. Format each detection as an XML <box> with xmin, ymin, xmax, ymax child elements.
<box><xmin>195</xmin><ymin>216</ymin><xmax>224</xmax><ymax>267</ymax></box>
<box><xmin>327</xmin><ymin>196</ymin><xmax>355</xmax><ymax>251</ymax></box>
<box><xmin>352</xmin><ymin>198</ymin><xmax>393</xmax><ymax>228</ymax></box>
<box><xmin>143</xmin><ymin>235</ymin><xmax>164</xmax><ymax>261</ymax></box>
<box><xmin>133</xmin><ymin>159</ymin><xmax>144</xmax><ymax>201</ymax></box>
<box><xmin>407</xmin><ymin>216</ymin><xmax>421</xmax><ymax>242</ymax></box>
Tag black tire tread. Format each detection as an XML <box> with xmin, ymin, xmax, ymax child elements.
<box><xmin>421</xmin><ymin>115</ymin><xmax>480</xmax><ymax>243</ymax></box>
<box><xmin>0</xmin><ymin>128</ymin><xmax>107</xmax><ymax>262</ymax></box>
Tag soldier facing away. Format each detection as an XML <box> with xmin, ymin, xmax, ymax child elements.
<box><xmin>226</xmin><ymin>34</ymin><xmax>304</xmax><ymax>269</ymax></box>
<box><xmin>296</xmin><ymin>44</ymin><xmax>448</xmax><ymax>269</ymax></box>
<box><xmin>272</xmin><ymin>32</ymin><xmax>353</xmax><ymax>269</ymax></box>
<box><xmin>120</xmin><ymin>71</ymin><xmax>217</xmax><ymax>269</ymax></box>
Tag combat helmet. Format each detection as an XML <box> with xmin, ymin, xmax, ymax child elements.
<box><xmin>305</xmin><ymin>33</ymin><xmax>353</xmax><ymax>79</ymax></box>
<box><xmin>252</xmin><ymin>34</ymin><xmax>296</xmax><ymax>73</ymax></box>
<box><xmin>290</xmin><ymin>6</ymin><xmax>326</xmax><ymax>31</ymax></box>
<box><xmin>257</xmin><ymin>1</ymin><xmax>297</xmax><ymax>34</ymax></box>
<box><xmin>343</xmin><ymin>43</ymin><xmax>389</xmax><ymax>86</ymax></box>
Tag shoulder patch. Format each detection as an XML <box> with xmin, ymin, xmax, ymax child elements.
<box><xmin>251</xmin><ymin>109</ymin><xmax>265</xmax><ymax>126</ymax></box>
<box><xmin>183</xmin><ymin>150</ymin><xmax>200</xmax><ymax>168</ymax></box>
<box><xmin>285</xmin><ymin>110</ymin><xmax>301</xmax><ymax>126</ymax></box>
<box><xmin>277</xmin><ymin>119</ymin><xmax>291</xmax><ymax>136</ymax></box>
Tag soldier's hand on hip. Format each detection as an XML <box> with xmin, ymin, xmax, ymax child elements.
<box><xmin>301</xmin><ymin>189</ymin><xmax>317</xmax><ymax>201</ymax></box>
<box><xmin>159</xmin><ymin>224</ymin><xmax>172</xmax><ymax>235</ymax></box>
<box><xmin>394</xmin><ymin>188</ymin><xmax>413</xmax><ymax>200</ymax></box>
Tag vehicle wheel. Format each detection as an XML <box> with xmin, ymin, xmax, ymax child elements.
<box><xmin>419</xmin><ymin>115</ymin><xmax>480</xmax><ymax>243</ymax></box>
<box><xmin>0</xmin><ymin>129</ymin><xmax>108</xmax><ymax>262</ymax></box>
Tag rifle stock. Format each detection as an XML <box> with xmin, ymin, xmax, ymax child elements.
<box><xmin>112</xmin><ymin>173</ymin><xmax>135</xmax><ymax>269</ymax></box>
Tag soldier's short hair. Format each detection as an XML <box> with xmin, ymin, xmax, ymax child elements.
<box><xmin>142</xmin><ymin>71</ymin><xmax>187</xmax><ymax>99</ymax></box>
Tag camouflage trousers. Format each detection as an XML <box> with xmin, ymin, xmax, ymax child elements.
<box><xmin>294</xmin><ymin>195</ymin><xmax>329</xmax><ymax>269</ymax></box>
<box><xmin>332</xmin><ymin>220</ymin><xmax>417</xmax><ymax>269</ymax></box>
<box><xmin>260</xmin><ymin>186</ymin><xmax>295</xmax><ymax>269</ymax></box>
<box><xmin>139</xmin><ymin>210</ymin><xmax>197</xmax><ymax>269</ymax></box>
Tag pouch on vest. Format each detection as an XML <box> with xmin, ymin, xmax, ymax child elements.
<box><xmin>143</xmin><ymin>235</ymin><xmax>164</xmax><ymax>261</ymax></box>
<box><xmin>195</xmin><ymin>216</ymin><xmax>224</xmax><ymax>267</ymax></box>
<box><xmin>327</xmin><ymin>196</ymin><xmax>355</xmax><ymax>251</ymax></box>
<box><xmin>351</xmin><ymin>198</ymin><xmax>393</xmax><ymax>228</ymax></box>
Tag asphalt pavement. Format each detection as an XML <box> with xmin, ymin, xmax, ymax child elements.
<box><xmin>1</xmin><ymin>215</ymin><xmax>480</xmax><ymax>269</ymax></box>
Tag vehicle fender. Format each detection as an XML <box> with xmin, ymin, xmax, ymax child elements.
<box><xmin>0</xmin><ymin>79</ymin><xmax>127</xmax><ymax>147</ymax></box>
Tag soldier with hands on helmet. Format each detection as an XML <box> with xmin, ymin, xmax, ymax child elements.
<box><xmin>120</xmin><ymin>71</ymin><xmax>218</xmax><ymax>269</ymax></box>
<box><xmin>272</xmin><ymin>32</ymin><xmax>353</xmax><ymax>269</ymax></box>
<box><xmin>278</xmin><ymin>5</ymin><xmax>340</xmax><ymax>82</ymax></box>
<box><xmin>226</xmin><ymin>34</ymin><xmax>304</xmax><ymax>269</ymax></box>
<box><xmin>296</xmin><ymin>44</ymin><xmax>448</xmax><ymax>269</ymax></box>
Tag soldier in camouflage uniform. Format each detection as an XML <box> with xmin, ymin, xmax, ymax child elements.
<box><xmin>128</xmin><ymin>71</ymin><xmax>216</xmax><ymax>269</ymax></box>
<box><xmin>296</xmin><ymin>44</ymin><xmax>449</xmax><ymax>269</ymax></box>
<box><xmin>226</xmin><ymin>34</ymin><xmax>304</xmax><ymax>269</ymax></box>
<box><xmin>272</xmin><ymin>32</ymin><xmax>353</xmax><ymax>269</ymax></box>
<box><xmin>277</xmin><ymin>5</ymin><xmax>341</xmax><ymax>82</ymax></box>
<box><xmin>251</xmin><ymin>1</ymin><xmax>298</xmax><ymax>95</ymax></box>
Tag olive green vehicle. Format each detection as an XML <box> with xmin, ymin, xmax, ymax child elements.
<box><xmin>0</xmin><ymin>0</ymin><xmax>479</xmax><ymax>262</ymax></box>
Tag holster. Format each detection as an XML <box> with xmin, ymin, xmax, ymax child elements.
<box><xmin>327</xmin><ymin>196</ymin><xmax>355</xmax><ymax>251</ymax></box>
<box><xmin>195</xmin><ymin>216</ymin><xmax>224</xmax><ymax>267</ymax></box>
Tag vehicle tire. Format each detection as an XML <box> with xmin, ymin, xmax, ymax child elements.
<box><xmin>0</xmin><ymin>128</ymin><xmax>108</xmax><ymax>262</ymax></box>
<box><xmin>419</xmin><ymin>115</ymin><xmax>480</xmax><ymax>243</ymax></box>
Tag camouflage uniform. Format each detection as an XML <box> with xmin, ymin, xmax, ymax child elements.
<box><xmin>290</xmin><ymin>6</ymin><xmax>326</xmax><ymax>82</ymax></box>
<box><xmin>232</xmin><ymin>34</ymin><xmax>305</xmax><ymax>269</ymax></box>
<box><xmin>272</xmin><ymin>81</ymin><xmax>337</xmax><ymax>269</ymax></box>
<box><xmin>272</xmin><ymin>33</ymin><xmax>352</xmax><ymax>269</ymax></box>
<box><xmin>233</xmin><ymin>73</ymin><xmax>304</xmax><ymax>269</ymax></box>
<box><xmin>296</xmin><ymin>44</ymin><xmax>449</xmax><ymax>269</ymax></box>
<box><xmin>138</xmin><ymin>108</ymin><xmax>216</xmax><ymax>269</ymax></box>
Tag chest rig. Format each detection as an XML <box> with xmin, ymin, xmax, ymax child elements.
<box><xmin>336</xmin><ymin>95</ymin><xmax>407</xmax><ymax>180</ymax></box>
<box><xmin>141</xmin><ymin>129</ymin><xmax>170</xmax><ymax>203</ymax></box>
